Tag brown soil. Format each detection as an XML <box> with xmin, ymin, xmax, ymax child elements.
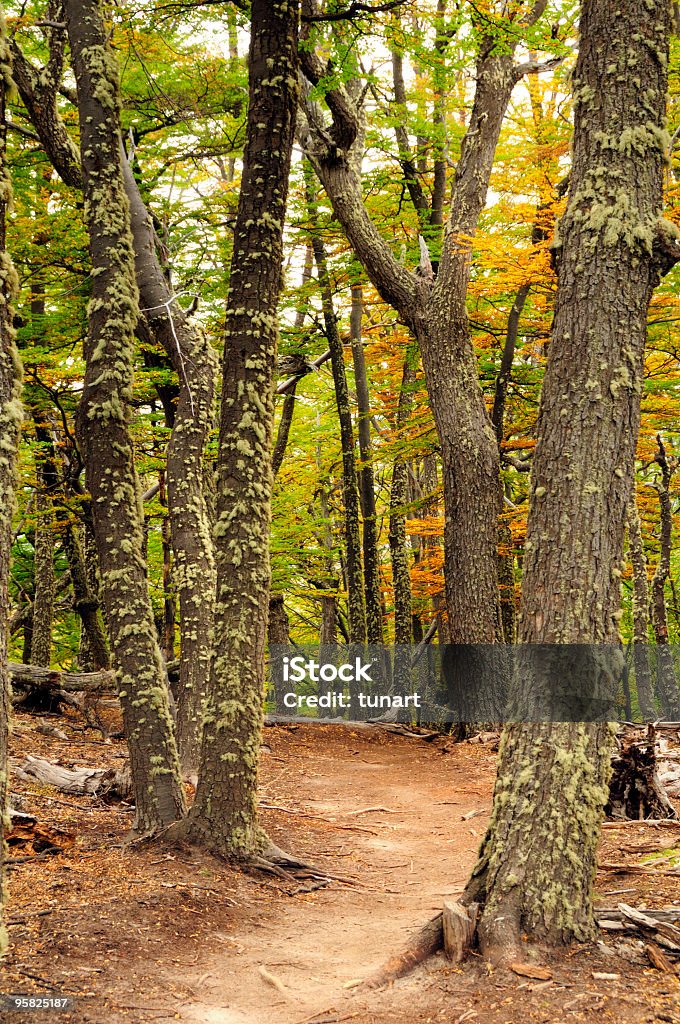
<box><xmin>3</xmin><ymin>714</ymin><xmax>680</xmax><ymax>1024</ymax></box>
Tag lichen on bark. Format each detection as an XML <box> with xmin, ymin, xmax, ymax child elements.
<box><xmin>65</xmin><ymin>0</ymin><xmax>185</xmax><ymax>833</ymax></box>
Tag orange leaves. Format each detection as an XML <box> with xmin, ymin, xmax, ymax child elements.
<box><xmin>405</xmin><ymin>516</ymin><xmax>444</xmax><ymax>539</ymax></box>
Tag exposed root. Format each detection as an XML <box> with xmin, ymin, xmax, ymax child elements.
<box><xmin>247</xmin><ymin>841</ymin><xmax>354</xmax><ymax>889</ymax></box>
<box><xmin>359</xmin><ymin>912</ymin><xmax>444</xmax><ymax>989</ymax></box>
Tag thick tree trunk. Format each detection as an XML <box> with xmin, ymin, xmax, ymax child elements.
<box><xmin>179</xmin><ymin>0</ymin><xmax>300</xmax><ymax>860</ymax></box>
<box><xmin>650</xmin><ymin>437</ymin><xmax>680</xmax><ymax>718</ymax></box>
<box><xmin>65</xmin><ymin>0</ymin><xmax>186</xmax><ymax>833</ymax></box>
<box><xmin>467</xmin><ymin>0</ymin><xmax>674</xmax><ymax>958</ymax></box>
<box><xmin>350</xmin><ymin>284</ymin><xmax>383</xmax><ymax>645</ymax></box>
<box><xmin>0</xmin><ymin>15</ymin><xmax>23</xmax><ymax>954</ymax></box>
<box><xmin>628</xmin><ymin>499</ymin><xmax>655</xmax><ymax>720</ymax></box>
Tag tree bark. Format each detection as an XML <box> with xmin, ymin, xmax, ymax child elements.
<box><xmin>0</xmin><ymin>13</ymin><xmax>23</xmax><ymax>954</ymax></box>
<box><xmin>179</xmin><ymin>0</ymin><xmax>300</xmax><ymax>860</ymax></box>
<box><xmin>10</xmin><ymin>21</ymin><xmax>218</xmax><ymax>775</ymax></box>
<box><xmin>121</xmin><ymin>153</ymin><xmax>218</xmax><ymax>773</ymax></box>
<box><xmin>268</xmin><ymin>595</ymin><xmax>290</xmax><ymax>714</ymax></box>
<box><xmin>650</xmin><ymin>437</ymin><xmax>680</xmax><ymax>718</ymax></box>
<box><xmin>65</xmin><ymin>0</ymin><xmax>186</xmax><ymax>832</ymax></box>
<box><xmin>628</xmin><ymin>499</ymin><xmax>655</xmax><ymax>720</ymax></box>
<box><xmin>467</xmin><ymin>0</ymin><xmax>675</xmax><ymax>958</ymax></box>
<box><xmin>350</xmin><ymin>284</ymin><xmax>383</xmax><ymax>645</ymax></box>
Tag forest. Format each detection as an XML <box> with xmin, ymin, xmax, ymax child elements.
<box><xmin>1</xmin><ymin>0</ymin><xmax>680</xmax><ymax>1021</ymax></box>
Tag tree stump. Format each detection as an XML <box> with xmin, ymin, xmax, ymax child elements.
<box><xmin>606</xmin><ymin>729</ymin><xmax>677</xmax><ymax>820</ymax></box>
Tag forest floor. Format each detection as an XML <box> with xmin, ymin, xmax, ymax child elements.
<box><xmin>3</xmin><ymin>710</ymin><xmax>680</xmax><ymax>1024</ymax></box>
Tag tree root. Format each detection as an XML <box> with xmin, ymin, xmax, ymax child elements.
<box><xmin>359</xmin><ymin>912</ymin><xmax>444</xmax><ymax>989</ymax></box>
<box><xmin>246</xmin><ymin>841</ymin><xmax>355</xmax><ymax>890</ymax></box>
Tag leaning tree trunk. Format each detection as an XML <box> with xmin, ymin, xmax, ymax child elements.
<box><xmin>0</xmin><ymin>13</ymin><xmax>23</xmax><ymax>953</ymax></box>
<box><xmin>65</xmin><ymin>0</ymin><xmax>186</xmax><ymax>832</ymax></box>
<box><xmin>179</xmin><ymin>0</ymin><xmax>300</xmax><ymax>860</ymax></box>
<box><xmin>122</xmin><ymin>155</ymin><xmax>218</xmax><ymax>774</ymax></box>
<box><xmin>466</xmin><ymin>0</ymin><xmax>674</xmax><ymax>959</ymax></box>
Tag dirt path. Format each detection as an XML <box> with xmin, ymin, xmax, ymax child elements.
<box><xmin>174</xmin><ymin>727</ymin><xmax>495</xmax><ymax>1024</ymax></box>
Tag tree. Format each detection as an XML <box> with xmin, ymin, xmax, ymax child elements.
<box><xmin>298</xmin><ymin>0</ymin><xmax>558</xmax><ymax>643</ymax></box>
<box><xmin>177</xmin><ymin>0</ymin><xmax>301</xmax><ymax>861</ymax></box>
<box><xmin>0</xmin><ymin>8</ymin><xmax>23</xmax><ymax>952</ymax></box>
<box><xmin>64</xmin><ymin>0</ymin><xmax>186</xmax><ymax>832</ymax></box>
<box><xmin>9</xmin><ymin>7</ymin><xmax>219</xmax><ymax>773</ymax></box>
<box><xmin>465</xmin><ymin>0</ymin><xmax>677</xmax><ymax>959</ymax></box>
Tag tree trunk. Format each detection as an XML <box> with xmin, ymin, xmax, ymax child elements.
<box><xmin>29</xmin><ymin>479</ymin><xmax>54</xmax><ymax>668</ymax></box>
<box><xmin>467</xmin><ymin>0</ymin><xmax>674</xmax><ymax>958</ymax></box>
<box><xmin>628</xmin><ymin>499</ymin><xmax>655</xmax><ymax>720</ymax></box>
<box><xmin>62</xmin><ymin>522</ymin><xmax>110</xmax><ymax>671</ymax></box>
<box><xmin>650</xmin><ymin>437</ymin><xmax>680</xmax><ymax>718</ymax></box>
<box><xmin>9</xmin><ymin>21</ymin><xmax>218</xmax><ymax>776</ymax></box>
<box><xmin>389</xmin><ymin>349</ymin><xmax>416</xmax><ymax>655</ymax></box>
<box><xmin>179</xmin><ymin>0</ymin><xmax>300</xmax><ymax>860</ymax></box>
<box><xmin>0</xmin><ymin>14</ymin><xmax>23</xmax><ymax>954</ymax></box>
<box><xmin>65</xmin><ymin>0</ymin><xmax>186</xmax><ymax>832</ymax></box>
<box><xmin>350</xmin><ymin>284</ymin><xmax>383</xmax><ymax>645</ymax></box>
<box><xmin>299</xmin><ymin>16</ymin><xmax>538</xmax><ymax>644</ymax></box>
<box><xmin>268</xmin><ymin>595</ymin><xmax>290</xmax><ymax>714</ymax></box>
<box><xmin>308</xmin><ymin>200</ymin><xmax>367</xmax><ymax>645</ymax></box>
<box><xmin>121</xmin><ymin>153</ymin><xmax>218</xmax><ymax>774</ymax></box>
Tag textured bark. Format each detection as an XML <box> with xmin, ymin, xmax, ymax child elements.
<box><xmin>65</xmin><ymin>0</ymin><xmax>186</xmax><ymax>832</ymax></box>
<box><xmin>0</xmin><ymin>14</ymin><xmax>23</xmax><ymax>955</ymax></box>
<box><xmin>122</xmin><ymin>153</ymin><xmax>217</xmax><ymax>772</ymax></box>
<box><xmin>181</xmin><ymin>0</ymin><xmax>300</xmax><ymax>859</ymax></box>
<box><xmin>298</xmin><ymin>17</ymin><xmax>536</xmax><ymax>642</ymax></box>
<box><xmin>75</xmin><ymin>515</ymin><xmax>110</xmax><ymax>671</ymax></box>
<box><xmin>467</xmin><ymin>0</ymin><xmax>674</xmax><ymax>957</ymax></box>
<box><xmin>10</xmin><ymin>23</ymin><xmax>218</xmax><ymax>774</ymax></box>
<box><xmin>650</xmin><ymin>438</ymin><xmax>680</xmax><ymax>718</ymax></box>
<box><xmin>308</xmin><ymin>205</ymin><xmax>367</xmax><ymax>645</ymax></box>
<box><xmin>628</xmin><ymin>499</ymin><xmax>655</xmax><ymax>720</ymax></box>
<box><xmin>350</xmin><ymin>285</ymin><xmax>383</xmax><ymax>644</ymax></box>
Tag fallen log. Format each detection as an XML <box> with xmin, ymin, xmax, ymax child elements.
<box><xmin>9</xmin><ymin>661</ymin><xmax>116</xmax><ymax>694</ymax></box>
<box><xmin>14</xmin><ymin>755</ymin><xmax>132</xmax><ymax>802</ymax></box>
